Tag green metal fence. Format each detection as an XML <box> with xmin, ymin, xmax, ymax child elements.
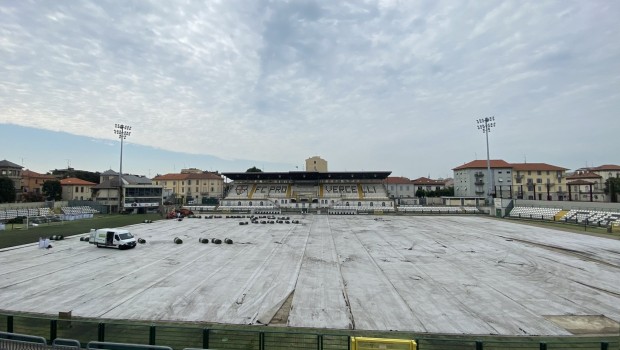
<box><xmin>1</xmin><ymin>313</ymin><xmax>617</xmax><ymax>350</ymax></box>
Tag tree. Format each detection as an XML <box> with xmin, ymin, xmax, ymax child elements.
<box><xmin>415</xmin><ymin>188</ymin><xmax>426</xmax><ymax>198</ymax></box>
<box><xmin>604</xmin><ymin>178</ymin><xmax>620</xmax><ymax>203</ymax></box>
<box><xmin>0</xmin><ymin>177</ymin><xmax>16</xmax><ymax>203</ymax></box>
<box><xmin>246</xmin><ymin>166</ymin><xmax>262</xmax><ymax>173</ymax></box>
<box><xmin>22</xmin><ymin>191</ymin><xmax>44</xmax><ymax>202</ymax></box>
<box><xmin>42</xmin><ymin>180</ymin><xmax>62</xmax><ymax>201</ymax></box>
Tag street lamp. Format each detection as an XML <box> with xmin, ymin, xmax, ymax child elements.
<box><xmin>114</xmin><ymin>124</ymin><xmax>131</xmax><ymax>213</ymax></box>
<box><xmin>476</xmin><ymin>116</ymin><xmax>496</xmax><ymax>203</ymax></box>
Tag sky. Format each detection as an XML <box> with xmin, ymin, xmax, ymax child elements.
<box><xmin>1</xmin><ymin>1</ymin><xmax>619</xmax><ymax>179</ymax></box>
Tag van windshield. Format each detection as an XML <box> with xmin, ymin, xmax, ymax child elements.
<box><xmin>118</xmin><ymin>232</ymin><xmax>134</xmax><ymax>240</ymax></box>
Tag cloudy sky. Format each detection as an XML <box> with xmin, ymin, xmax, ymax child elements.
<box><xmin>1</xmin><ymin>1</ymin><xmax>619</xmax><ymax>178</ymax></box>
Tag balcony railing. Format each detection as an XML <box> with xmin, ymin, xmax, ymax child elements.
<box><xmin>474</xmin><ymin>172</ymin><xmax>484</xmax><ymax>177</ymax></box>
<box><xmin>475</xmin><ymin>180</ymin><xmax>484</xmax><ymax>185</ymax></box>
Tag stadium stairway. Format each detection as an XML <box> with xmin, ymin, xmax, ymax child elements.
<box><xmin>554</xmin><ymin>210</ymin><xmax>569</xmax><ymax>221</ymax></box>
<box><xmin>357</xmin><ymin>184</ymin><xmax>364</xmax><ymax>200</ymax></box>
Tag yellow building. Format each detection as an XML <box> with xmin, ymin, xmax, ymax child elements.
<box><xmin>152</xmin><ymin>171</ymin><xmax>224</xmax><ymax>205</ymax></box>
<box><xmin>60</xmin><ymin>177</ymin><xmax>97</xmax><ymax>201</ymax></box>
<box><xmin>305</xmin><ymin>156</ymin><xmax>328</xmax><ymax>172</ymax></box>
<box><xmin>21</xmin><ymin>170</ymin><xmax>56</xmax><ymax>197</ymax></box>
<box><xmin>511</xmin><ymin>163</ymin><xmax>568</xmax><ymax>201</ymax></box>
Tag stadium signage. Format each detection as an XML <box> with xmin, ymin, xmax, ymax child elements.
<box><xmin>254</xmin><ymin>185</ymin><xmax>288</xmax><ymax>194</ymax></box>
<box><xmin>324</xmin><ymin>185</ymin><xmax>378</xmax><ymax>194</ymax></box>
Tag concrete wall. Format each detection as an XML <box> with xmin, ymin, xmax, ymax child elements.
<box><xmin>513</xmin><ymin>199</ymin><xmax>620</xmax><ymax>212</ymax></box>
<box><xmin>0</xmin><ymin>201</ymin><xmax>68</xmax><ymax>211</ymax></box>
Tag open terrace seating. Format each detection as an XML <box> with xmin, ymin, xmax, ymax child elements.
<box><xmin>399</xmin><ymin>206</ymin><xmax>478</xmax><ymax>214</ymax></box>
<box><xmin>509</xmin><ymin>206</ymin><xmax>562</xmax><ymax>220</ymax></box>
<box><xmin>563</xmin><ymin>209</ymin><xmax>620</xmax><ymax>226</ymax></box>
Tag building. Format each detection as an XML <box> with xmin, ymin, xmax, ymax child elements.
<box><xmin>385</xmin><ymin>177</ymin><xmax>415</xmax><ymax>204</ymax></box>
<box><xmin>21</xmin><ymin>170</ymin><xmax>57</xmax><ymax>199</ymax></box>
<box><xmin>152</xmin><ymin>171</ymin><xmax>224</xmax><ymax>205</ymax></box>
<box><xmin>563</xmin><ymin>164</ymin><xmax>620</xmax><ymax>202</ymax></box>
<box><xmin>60</xmin><ymin>177</ymin><xmax>97</xmax><ymax>201</ymax></box>
<box><xmin>305</xmin><ymin>156</ymin><xmax>328</xmax><ymax>172</ymax></box>
<box><xmin>92</xmin><ymin>170</ymin><xmax>163</xmax><ymax>213</ymax></box>
<box><xmin>0</xmin><ymin>159</ymin><xmax>24</xmax><ymax>202</ymax></box>
<box><xmin>510</xmin><ymin>163</ymin><xmax>568</xmax><ymax>201</ymax></box>
<box><xmin>412</xmin><ymin>177</ymin><xmax>447</xmax><ymax>193</ymax></box>
<box><xmin>453</xmin><ymin>160</ymin><xmax>512</xmax><ymax>199</ymax></box>
<box><xmin>566</xmin><ymin>172</ymin><xmax>605</xmax><ymax>202</ymax></box>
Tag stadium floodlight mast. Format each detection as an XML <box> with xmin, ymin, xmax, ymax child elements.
<box><xmin>114</xmin><ymin>124</ymin><xmax>131</xmax><ymax>213</ymax></box>
<box><xmin>476</xmin><ymin>116</ymin><xmax>496</xmax><ymax>204</ymax></box>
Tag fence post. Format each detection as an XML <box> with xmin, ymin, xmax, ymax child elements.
<box><xmin>475</xmin><ymin>341</ymin><xmax>483</xmax><ymax>350</ymax></box>
<box><xmin>539</xmin><ymin>342</ymin><xmax>546</xmax><ymax>350</ymax></box>
<box><xmin>259</xmin><ymin>332</ymin><xmax>265</xmax><ymax>350</ymax></box>
<box><xmin>317</xmin><ymin>334</ymin><xmax>323</xmax><ymax>350</ymax></box>
<box><xmin>98</xmin><ymin>322</ymin><xmax>105</xmax><ymax>342</ymax></box>
<box><xmin>149</xmin><ymin>325</ymin><xmax>156</xmax><ymax>345</ymax></box>
<box><xmin>7</xmin><ymin>315</ymin><xmax>13</xmax><ymax>333</ymax></box>
<box><xmin>50</xmin><ymin>319</ymin><xmax>57</xmax><ymax>341</ymax></box>
<box><xmin>202</xmin><ymin>328</ymin><xmax>210</xmax><ymax>349</ymax></box>
<box><xmin>601</xmin><ymin>342</ymin><xmax>608</xmax><ymax>350</ymax></box>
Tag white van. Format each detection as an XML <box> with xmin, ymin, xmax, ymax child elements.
<box><xmin>89</xmin><ymin>228</ymin><xmax>137</xmax><ymax>249</ymax></box>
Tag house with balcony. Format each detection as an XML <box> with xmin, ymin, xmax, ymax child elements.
<box><xmin>452</xmin><ymin>160</ymin><xmax>512</xmax><ymax>199</ymax></box>
<box><xmin>511</xmin><ymin>163</ymin><xmax>568</xmax><ymax>201</ymax></box>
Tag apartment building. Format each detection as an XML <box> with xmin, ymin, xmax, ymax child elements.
<box><xmin>511</xmin><ymin>163</ymin><xmax>568</xmax><ymax>201</ymax></box>
<box><xmin>152</xmin><ymin>170</ymin><xmax>224</xmax><ymax>205</ymax></box>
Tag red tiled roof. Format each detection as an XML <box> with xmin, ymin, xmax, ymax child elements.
<box><xmin>511</xmin><ymin>163</ymin><xmax>567</xmax><ymax>171</ymax></box>
<box><xmin>385</xmin><ymin>176</ymin><xmax>411</xmax><ymax>184</ymax></box>
<box><xmin>590</xmin><ymin>164</ymin><xmax>620</xmax><ymax>171</ymax></box>
<box><xmin>22</xmin><ymin>170</ymin><xmax>56</xmax><ymax>179</ymax></box>
<box><xmin>452</xmin><ymin>159</ymin><xmax>512</xmax><ymax>170</ymax></box>
<box><xmin>153</xmin><ymin>172</ymin><xmax>222</xmax><ymax>181</ymax></box>
<box><xmin>566</xmin><ymin>172</ymin><xmax>602</xmax><ymax>180</ymax></box>
<box><xmin>60</xmin><ymin>177</ymin><xmax>97</xmax><ymax>186</ymax></box>
<box><xmin>412</xmin><ymin>177</ymin><xmax>445</xmax><ymax>185</ymax></box>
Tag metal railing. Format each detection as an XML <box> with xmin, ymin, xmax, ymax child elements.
<box><xmin>1</xmin><ymin>314</ymin><xmax>617</xmax><ymax>350</ymax></box>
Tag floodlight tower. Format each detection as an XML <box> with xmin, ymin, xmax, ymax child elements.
<box><xmin>114</xmin><ymin>123</ymin><xmax>131</xmax><ymax>213</ymax></box>
<box><xmin>476</xmin><ymin>116</ymin><xmax>496</xmax><ymax>203</ymax></box>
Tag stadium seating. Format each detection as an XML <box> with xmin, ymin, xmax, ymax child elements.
<box><xmin>562</xmin><ymin>209</ymin><xmax>620</xmax><ymax>226</ymax></box>
<box><xmin>398</xmin><ymin>206</ymin><xmax>480</xmax><ymax>214</ymax></box>
<box><xmin>509</xmin><ymin>207</ymin><xmax>562</xmax><ymax>220</ymax></box>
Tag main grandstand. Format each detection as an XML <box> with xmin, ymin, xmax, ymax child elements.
<box><xmin>221</xmin><ymin>171</ymin><xmax>395</xmax><ymax>213</ymax></box>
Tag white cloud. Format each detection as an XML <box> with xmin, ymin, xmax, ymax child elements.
<box><xmin>0</xmin><ymin>0</ymin><xmax>619</xmax><ymax>176</ymax></box>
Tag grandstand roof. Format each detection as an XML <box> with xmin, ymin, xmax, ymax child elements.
<box><xmin>223</xmin><ymin>171</ymin><xmax>392</xmax><ymax>181</ymax></box>
<box><xmin>59</xmin><ymin>177</ymin><xmax>97</xmax><ymax>186</ymax></box>
<box><xmin>0</xmin><ymin>159</ymin><xmax>22</xmax><ymax>168</ymax></box>
<box><xmin>452</xmin><ymin>159</ymin><xmax>512</xmax><ymax>170</ymax></box>
<box><xmin>511</xmin><ymin>163</ymin><xmax>568</xmax><ymax>171</ymax></box>
<box><xmin>153</xmin><ymin>172</ymin><xmax>222</xmax><ymax>181</ymax></box>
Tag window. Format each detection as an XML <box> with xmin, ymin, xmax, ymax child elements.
<box><xmin>196</xmin><ymin>187</ymin><xmax>198</xmax><ymax>193</ymax></box>
<box><xmin>211</xmin><ymin>187</ymin><xmax>214</xmax><ymax>192</ymax></box>
<box><xmin>81</xmin><ymin>187</ymin><xmax>84</xmax><ymax>193</ymax></box>
<box><xmin>528</xmin><ymin>171</ymin><xmax>531</xmax><ymax>175</ymax></box>
<box><xmin>546</xmin><ymin>171</ymin><xmax>550</xmax><ymax>175</ymax></box>
<box><xmin>537</xmin><ymin>171</ymin><xmax>542</xmax><ymax>175</ymax></box>
<box><xmin>498</xmin><ymin>171</ymin><xmax>502</xmax><ymax>174</ymax></box>
<box><xmin>498</xmin><ymin>178</ymin><xmax>503</xmax><ymax>182</ymax></box>
<box><xmin>507</xmin><ymin>171</ymin><xmax>511</xmax><ymax>174</ymax></box>
<box><xmin>536</xmin><ymin>178</ymin><xmax>542</xmax><ymax>183</ymax></box>
<box><xmin>538</xmin><ymin>186</ymin><xmax>542</xmax><ymax>191</ymax></box>
<box><xmin>181</xmin><ymin>187</ymin><xmax>184</xmax><ymax>193</ymax></box>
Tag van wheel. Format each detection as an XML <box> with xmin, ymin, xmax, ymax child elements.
<box><xmin>96</xmin><ymin>243</ymin><xmax>101</xmax><ymax>248</ymax></box>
